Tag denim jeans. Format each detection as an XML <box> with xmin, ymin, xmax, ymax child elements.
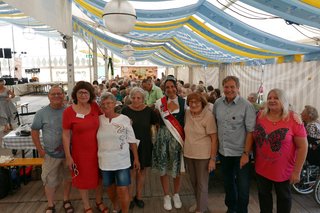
<box><xmin>256</xmin><ymin>173</ymin><xmax>291</xmax><ymax>213</ymax></box>
<box><xmin>220</xmin><ymin>155</ymin><xmax>251</xmax><ymax>213</ymax></box>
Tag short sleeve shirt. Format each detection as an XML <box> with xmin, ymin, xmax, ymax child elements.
<box><xmin>253</xmin><ymin>111</ymin><xmax>307</xmax><ymax>181</ymax></box>
<box><xmin>184</xmin><ymin>107</ymin><xmax>217</xmax><ymax>159</ymax></box>
<box><xmin>213</xmin><ymin>96</ymin><xmax>256</xmax><ymax>156</ymax></box>
<box><xmin>31</xmin><ymin>105</ymin><xmax>66</xmax><ymax>158</ymax></box>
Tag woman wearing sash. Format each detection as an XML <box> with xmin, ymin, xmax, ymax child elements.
<box><xmin>152</xmin><ymin>76</ymin><xmax>186</xmax><ymax>211</ymax></box>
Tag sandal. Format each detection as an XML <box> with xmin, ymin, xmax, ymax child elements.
<box><xmin>63</xmin><ymin>200</ymin><xmax>74</xmax><ymax>213</ymax></box>
<box><xmin>84</xmin><ymin>208</ymin><xmax>93</xmax><ymax>213</ymax></box>
<box><xmin>45</xmin><ymin>205</ymin><xmax>55</xmax><ymax>213</ymax></box>
<box><xmin>96</xmin><ymin>202</ymin><xmax>109</xmax><ymax>213</ymax></box>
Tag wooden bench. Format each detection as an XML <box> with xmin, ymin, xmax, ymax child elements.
<box><xmin>0</xmin><ymin>158</ymin><xmax>43</xmax><ymax>184</ymax></box>
<box><xmin>0</xmin><ymin>158</ymin><xmax>43</xmax><ymax>167</ymax></box>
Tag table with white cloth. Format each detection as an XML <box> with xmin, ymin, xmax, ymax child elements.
<box><xmin>2</xmin><ymin>130</ymin><xmax>43</xmax><ymax>157</ymax></box>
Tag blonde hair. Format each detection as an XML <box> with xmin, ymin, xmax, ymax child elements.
<box><xmin>260</xmin><ymin>88</ymin><xmax>290</xmax><ymax>120</ymax></box>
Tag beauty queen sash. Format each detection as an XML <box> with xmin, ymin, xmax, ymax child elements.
<box><xmin>159</xmin><ymin>96</ymin><xmax>185</xmax><ymax>147</ymax></box>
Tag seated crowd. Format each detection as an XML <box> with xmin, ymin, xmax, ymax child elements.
<box><xmin>17</xmin><ymin>74</ymin><xmax>318</xmax><ymax>213</ymax></box>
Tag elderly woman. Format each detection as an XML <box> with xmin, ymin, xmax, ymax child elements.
<box><xmin>301</xmin><ymin>105</ymin><xmax>320</xmax><ymax>165</ymax></box>
<box><xmin>184</xmin><ymin>92</ymin><xmax>218</xmax><ymax>213</ymax></box>
<box><xmin>97</xmin><ymin>92</ymin><xmax>140</xmax><ymax>213</ymax></box>
<box><xmin>253</xmin><ymin>88</ymin><xmax>308</xmax><ymax>213</ymax></box>
<box><xmin>62</xmin><ymin>81</ymin><xmax>107</xmax><ymax>213</ymax></box>
<box><xmin>121</xmin><ymin>87</ymin><xmax>158</xmax><ymax>209</ymax></box>
<box><xmin>0</xmin><ymin>79</ymin><xmax>17</xmax><ymax>132</ymax></box>
<box><xmin>152</xmin><ymin>76</ymin><xmax>186</xmax><ymax>211</ymax></box>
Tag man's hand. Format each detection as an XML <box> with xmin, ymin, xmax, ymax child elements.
<box><xmin>240</xmin><ymin>154</ymin><xmax>249</xmax><ymax>169</ymax></box>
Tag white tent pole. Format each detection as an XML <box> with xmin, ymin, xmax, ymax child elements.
<box><xmin>66</xmin><ymin>36</ymin><xmax>75</xmax><ymax>99</ymax></box>
<box><xmin>174</xmin><ymin>66</ymin><xmax>178</xmax><ymax>78</ymax></box>
<box><xmin>188</xmin><ymin>65</ymin><xmax>193</xmax><ymax>84</ymax></box>
<box><xmin>48</xmin><ymin>38</ymin><xmax>53</xmax><ymax>82</ymax></box>
<box><xmin>11</xmin><ymin>25</ymin><xmax>15</xmax><ymax>77</ymax></box>
<box><xmin>92</xmin><ymin>38</ymin><xmax>98</xmax><ymax>81</ymax></box>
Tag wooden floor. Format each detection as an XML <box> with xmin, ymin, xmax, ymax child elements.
<box><xmin>0</xmin><ymin>95</ymin><xmax>320</xmax><ymax>213</ymax></box>
<box><xmin>0</xmin><ymin>168</ymin><xmax>319</xmax><ymax>213</ymax></box>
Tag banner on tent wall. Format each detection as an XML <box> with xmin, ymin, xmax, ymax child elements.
<box><xmin>121</xmin><ymin>66</ymin><xmax>157</xmax><ymax>79</ymax></box>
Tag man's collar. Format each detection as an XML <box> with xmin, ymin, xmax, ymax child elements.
<box><xmin>222</xmin><ymin>95</ymin><xmax>239</xmax><ymax>104</ymax></box>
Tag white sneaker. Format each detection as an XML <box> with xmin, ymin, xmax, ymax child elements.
<box><xmin>173</xmin><ymin>193</ymin><xmax>182</xmax><ymax>209</ymax></box>
<box><xmin>189</xmin><ymin>203</ymin><xmax>196</xmax><ymax>212</ymax></box>
<box><xmin>163</xmin><ymin>195</ymin><xmax>172</xmax><ymax>211</ymax></box>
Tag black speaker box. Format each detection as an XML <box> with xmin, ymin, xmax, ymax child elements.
<box><xmin>4</xmin><ymin>48</ymin><xmax>12</xmax><ymax>59</ymax></box>
<box><xmin>0</xmin><ymin>48</ymin><xmax>3</xmax><ymax>58</ymax></box>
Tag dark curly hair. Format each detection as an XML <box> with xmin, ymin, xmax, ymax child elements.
<box><xmin>71</xmin><ymin>81</ymin><xmax>95</xmax><ymax>104</ymax></box>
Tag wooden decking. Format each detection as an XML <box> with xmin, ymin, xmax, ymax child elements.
<box><xmin>0</xmin><ymin>167</ymin><xmax>319</xmax><ymax>213</ymax></box>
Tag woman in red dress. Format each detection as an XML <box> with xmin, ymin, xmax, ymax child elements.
<box><xmin>63</xmin><ymin>81</ymin><xmax>107</xmax><ymax>213</ymax></box>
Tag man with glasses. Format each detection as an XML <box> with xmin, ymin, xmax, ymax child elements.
<box><xmin>31</xmin><ymin>85</ymin><xmax>74</xmax><ymax>213</ymax></box>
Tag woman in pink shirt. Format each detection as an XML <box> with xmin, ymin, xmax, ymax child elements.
<box><xmin>253</xmin><ymin>88</ymin><xmax>308</xmax><ymax>213</ymax></box>
<box><xmin>184</xmin><ymin>92</ymin><xmax>218</xmax><ymax>213</ymax></box>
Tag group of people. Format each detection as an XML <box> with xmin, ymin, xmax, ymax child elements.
<box><xmin>27</xmin><ymin>74</ymin><xmax>319</xmax><ymax>213</ymax></box>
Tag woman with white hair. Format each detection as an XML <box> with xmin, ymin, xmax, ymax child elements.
<box><xmin>97</xmin><ymin>92</ymin><xmax>140</xmax><ymax>213</ymax></box>
<box><xmin>121</xmin><ymin>87</ymin><xmax>158</xmax><ymax>209</ymax></box>
<box><xmin>253</xmin><ymin>88</ymin><xmax>308</xmax><ymax>213</ymax></box>
<box><xmin>301</xmin><ymin>105</ymin><xmax>320</xmax><ymax>165</ymax></box>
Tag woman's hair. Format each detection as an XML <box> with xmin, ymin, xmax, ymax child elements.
<box><xmin>304</xmin><ymin>105</ymin><xmax>319</xmax><ymax>122</ymax></box>
<box><xmin>100</xmin><ymin>92</ymin><xmax>117</xmax><ymax>103</ymax></box>
<box><xmin>71</xmin><ymin>81</ymin><xmax>95</xmax><ymax>104</ymax></box>
<box><xmin>164</xmin><ymin>76</ymin><xmax>177</xmax><ymax>88</ymax></box>
<box><xmin>261</xmin><ymin>88</ymin><xmax>290</xmax><ymax>119</ymax></box>
<box><xmin>186</xmin><ymin>92</ymin><xmax>208</xmax><ymax>108</ymax></box>
<box><xmin>129</xmin><ymin>87</ymin><xmax>146</xmax><ymax>102</ymax></box>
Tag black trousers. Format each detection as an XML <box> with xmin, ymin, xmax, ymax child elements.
<box><xmin>256</xmin><ymin>173</ymin><xmax>292</xmax><ymax>213</ymax></box>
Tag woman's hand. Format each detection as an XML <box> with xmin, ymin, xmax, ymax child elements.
<box><xmin>134</xmin><ymin>159</ymin><xmax>140</xmax><ymax>171</ymax></box>
<box><xmin>290</xmin><ymin>170</ymin><xmax>301</xmax><ymax>184</ymax></box>
<box><xmin>208</xmin><ymin>159</ymin><xmax>216</xmax><ymax>173</ymax></box>
<box><xmin>66</xmin><ymin>156</ymin><xmax>74</xmax><ymax>171</ymax></box>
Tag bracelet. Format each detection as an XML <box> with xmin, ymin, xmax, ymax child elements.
<box><xmin>210</xmin><ymin>157</ymin><xmax>216</xmax><ymax>161</ymax></box>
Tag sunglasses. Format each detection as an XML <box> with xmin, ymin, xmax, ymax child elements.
<box><xmin>72</xmin><ymin>163</ymin><xmax>79</xmax><ymax>178</ymax></box>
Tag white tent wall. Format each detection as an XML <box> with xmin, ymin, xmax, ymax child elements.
<box><xmin>223</xmin><ymin>61</ymin><xmax>320</xmax><ymax>114</ymax></box>
<box><xmin>192</xmin><ymin>66</ymin><xmax>219</xmax><ymax>88</ymax></box>
<box><xmin>177</xmin><ymin>66</ymin><xmax>189</xmax><ymax>84</ymax></box>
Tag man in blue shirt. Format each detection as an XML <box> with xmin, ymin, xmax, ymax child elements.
<box><xmin>213</xmin><ymin>76</ymin><xmax>256</xmax><ymax>213</ymax></box>
<box><xmin>31</xmin><ymin>85</ymin><xmax>74</xmax><ymax>213</ymax></box>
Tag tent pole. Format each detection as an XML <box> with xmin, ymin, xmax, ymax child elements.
<box><xmin>104</xmin><ymin>48</ymin><xmax>109</xmax><ymax>81</ymax></box>
<box><xmin>92</xmin><ymin>38</ymin><xmax>98</xmax><ymax>81</ymax></box>
<box><xmin>66</xmin><ymin>36</ymin><xmax>75</xmax><ymax>99</ymax></box>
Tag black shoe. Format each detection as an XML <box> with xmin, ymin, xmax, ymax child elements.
<box><xmin>129</xmin><ymin>200</ymin><xmax>135</xmax><ymax>209</ymax></box>
<box><xmin>134</xmin><ymin>196</ymin><xmax>145</xmax><ymax>208</ymax></box>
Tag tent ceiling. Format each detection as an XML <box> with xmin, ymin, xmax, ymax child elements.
<box><xmin>1</xmin><ymin>0</ymin><xmax>320</xmax><ymax>66</ymax></box>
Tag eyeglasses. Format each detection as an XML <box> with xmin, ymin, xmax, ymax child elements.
<box><xmin>77</xmin><ymin>91</ymin><xmax>89</xmax><ymax>96</ymax></box>
<box><xmin>72</xmin><ymin>163</ymin><xmax>79</xmax><ymax>178</ymax></box>
<box><xmin>189</xmin><ymin>101</ymin><xmax>201</xmax><ymax>105</ymax></box>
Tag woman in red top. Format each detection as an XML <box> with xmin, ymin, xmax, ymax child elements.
<box><xmin>63</xmin><ymin>81</ymin><xmax>107</xmax><ymax>213</ymax></box>
<box><xmin>253</xmin><ymin>88</ymin><xmax>307</xmax><ymax>213</ymax></box>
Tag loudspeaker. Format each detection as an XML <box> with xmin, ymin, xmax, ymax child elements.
<box><xmin>0</xmin><ymin>48</ymin><xmax>3</xmax><ymax>58</ymax></box>
<box><xmin>4</xmin><ymin>48</ymin><xmax>12</xmax><ymax>59</ymax></box>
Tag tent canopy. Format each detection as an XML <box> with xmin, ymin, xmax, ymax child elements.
<box><xmin>1</xmin><ymin>0</ymin><xmax>319</xmax><ymax>66</ymax></box>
